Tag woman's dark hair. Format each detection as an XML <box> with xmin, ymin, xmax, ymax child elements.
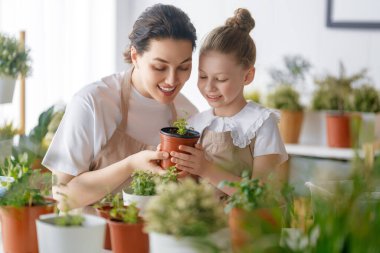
<box><xmin>124</xmin><ymin>4</ymin><xmax>197</xmax><ymax>63</ymax></box>
<box><xmin>200</xmin><ymin>8</ymin><xmax>256</xmax><ymax>69</ymax></box>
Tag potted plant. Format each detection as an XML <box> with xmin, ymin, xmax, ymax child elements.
<box><xmin>311</xmin><ymin>63</ymin><xmax>367</xmax><ymax>147</ymax></box>
<box><xmin>36</xmin><ymin>195</ymin><xmax>107</xmax><ymax>253</ymax></box>
<box><xmin>144</xmin><ymin>178</ymin><xmax>228</xmax><ymax>253</ymax></box>
<box><xmin>0</xmin><ymin>32</ymin><xmax>31</xmax><ymax>104</ymax></box>
<box><xmin>0</xmin><ymin>121</ymin><xmax>18</xmax><ymax>164</ymax></box>
<box><xmin>220</xmin><ymin>171</ymin><xmax>283</xmax><ymax>252</ymax></box>
<box><xmin>266</xmin><ymin>55</ymin><xmax>311</xmax><ymax>144</ymax></box>
<box><xmin>93</xmin><ymin>193</ymin><xmax>116</xmax><ymax>250</ymax></box>
<box><xmin>123</xmin><ymin>166</ymin><xmax>178</xmax><ymax>215</ymax></box>
<box><xmin>244</xmin><ymin>89</ymin><xmax>261</xmax><ymax>103</ymax></box>
<box><xmin>348</xmin><ymin>84</ymin><xmax>380</xmax><ymax>146</ymax></box>
<box><xmin>0</xmin><ymin>154</ymin><xmax>54</xmax><ymax>253</ymax></box>
<box><xmin>14</xmin><ymin>105</ymin><xmax>65</xmax><ymax>171</ymax></box>
<box><xmin>107</xmin><ymin>194</ymin><xmax>149</xmax><ymax>253</ymax></box>
<box><xmin>160</xmin><ymin>117</ymin><xmax>200</xmax><ymax>169</ymax></box>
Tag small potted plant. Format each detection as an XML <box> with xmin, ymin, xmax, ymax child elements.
<box><xmin>123</xmin><ymin>166</ymin><xmax>178</xmax><ymax>215</ymax></box>
<box><xmin>107</xmin><ymin>194</ymin><xmax>149</xmax><ymax>253</ymax></box>
<box><xmin>36</xmin><ymin>193</ymin><xmax>107</xmax><ymax>253</ymax></box>
<box><xmin>311</xmin><ymin>63</ymin><xmax>367</xmax><ymax>147</ymax></box>
<box><xmin>266</xmin><ymin>55</ymin><xmax>311</xmax><ymax>144</ymax></box>
<box><xmin>348</xmin><ymin>84</ymin><xmax>380</xmax><ymax>146</ymax></box>
<box><xmin>220</xmin><ymin>171</ymin><xmax>283</xmax><ymax>252</ymax></box>
<box><xmin>0</xmin><ymin>121</ymin><xmax>18</xmax><ymax>163</ymax></box>
<box><xmin>160</xmin><ymin>117</ymin><xmax>200</xmax><ymax>169</ymax></box>
<box><xmin>0</xmin><ymin>154</ymin><xmax>54</xmax><ymax>253</ymax></box>
<box><xmin>93</xmin><ymin>193</ymin><xmax>116</xmax><ymax>250</ymax></box>
<box><xmin>0</xmin><ymin>32</ymin><xmax>31</xmax><ymax>104</ymax></box>
<box><xmin>244</xmin><ymin>89</ymin><xmax>261</xmax><ymax>103</ymax></box>
<box><xmin>145</xmin><ymin>178</ymin><xmax>228</xmax><ymax>253</ymax></box>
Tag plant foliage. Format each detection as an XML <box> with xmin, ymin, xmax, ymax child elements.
<box><xmin>0</xmin><ymin>121</ymin><xmax>18</xmax><ymax>141</ymax></box>
<box><xmin>0</xmin><ymin>32</ymin><xmax>31</xmax><ymax>78</ymax></box>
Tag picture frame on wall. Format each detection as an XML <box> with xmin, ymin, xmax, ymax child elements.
<box><xmin>326</xmin><ymin>0</ymin><xmax>380</xmax><ymax>29</ymax></box>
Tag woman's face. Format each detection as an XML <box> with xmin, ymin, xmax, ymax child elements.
<box><xmin>131</xmin><ymin>39</ymin><xmax>193</xmax><ymax>104</ymax></box>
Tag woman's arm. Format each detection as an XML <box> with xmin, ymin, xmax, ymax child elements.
<box><xmin>52</xmin><ymin>150</ymin><xmax>168</xmax><ymax>210</ymax></box>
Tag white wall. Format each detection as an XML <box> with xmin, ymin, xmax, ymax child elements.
<box><xmin>116</xmin><ymin>0</ymin><xmax>380</xmax><ymax>112</ymax></box>
<box><xmin>1</xmin><ymin>0</ymin><xmax>379</xmax><ymax>131</ymax></box>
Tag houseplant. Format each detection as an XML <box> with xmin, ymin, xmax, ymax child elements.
<box><xmin>36</xmin><ymin>194</ymin><xmax>106</xmax><ymax>253</ymax></box>
<box><xmin>311</xmin><ymin>63</ymin><xmax>367</xmax><ymax>147</ymax></box>
<box><xmin>244</xmin><ymin>89</ymin><xmax>261</xmax><ymax>103</ymax></box>
<box><xmin>348</xmin><ymin>84</ymin><xmax>380</xmax><ymax>146</ymax></box>
<box><xmin>220</xmin><ymin>171</ymin><xmax>283</xmax><ymax>253</ymax></box>
<box><xmin>0</xmin><ymin>154</ymin><xmax>54</xmax><ymax>253</ymax></box>
<box><xmin>145</xmin><ymin>178</ymin><xmax>228</xmax><ymax>253</ymax></box>
<box><xmin>266</xmin><ymin>55</ymin><xmax>311</xmax><ymax>143</ymax></box>
<box><xmin>0</xmin><ymin>121</ymin><xmax>18</xmax><ymax>163</ymax></box>
<box><xmin>107</xmin><ymin>193</ymin><xmax>149</xmax><ymax>253</ymax></box>
<box><xmin>0</xmin><ymin>32</ymin><xmax>31</xmax><ymax>104</ymax></box>
<box><xmin>93</xmin><ymin>193</ymin><xmax>115</xmax><ymax>250</ymax></box>
<box><xmin>160</xmin><ymin>117</ymin><xmax>200</xmax><ymax>169</ymax></box>
<box><xmin>123</xmin><ymin>166</ymin><xmax>178</xmax><ymax>215</ymax></box>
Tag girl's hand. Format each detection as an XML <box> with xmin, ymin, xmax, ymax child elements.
<box><xmin>170</xmin><ymin>144</ymin><xmax>211</xmax><ymax>176</ymax></box>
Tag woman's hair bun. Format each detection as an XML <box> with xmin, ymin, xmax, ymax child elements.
<box><xmin>225</xmin><ymin>8</ymin><xmax>255</xmax><ymax>33</ymax></box>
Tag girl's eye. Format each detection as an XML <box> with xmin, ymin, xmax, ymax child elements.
<box><xmin>199</xmin><ymin>76</ymin><xmax>207</xmax><ymax>79</ymax></box>
<box><xmin>216</xmin><ymin>78</ymin><xmax>228</xmax><ymax>82</ymax></box>
<box><xmin>178</xmin><ymin>66</ymin><xmax>190</xmax><ymax>71</ymax></box>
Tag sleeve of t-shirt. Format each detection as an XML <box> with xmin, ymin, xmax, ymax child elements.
<box><xmin>251</xmin><ymin>114</ymin><xmax>288</xmax><ymax>164</ymax></box>
<box><xmin>42</xmin><ymin>94</ymin><xmax>95</xmax><ymax>176</ymax></box>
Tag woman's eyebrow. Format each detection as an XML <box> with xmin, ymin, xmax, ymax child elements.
<box><xmin>153</xmin><ymin>57</ymin><xmax>192</xmax><ymax>64</ymax></box>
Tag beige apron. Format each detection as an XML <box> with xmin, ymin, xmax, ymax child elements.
<box><xmin>200</xmin><ymin>128</ymin><xmax>254</xmax><ymax>199</ymax></box>
<box><xmin>89</xmin><ymin>68</ymin><xmax>177</xmax><ymax>195</ymax></box>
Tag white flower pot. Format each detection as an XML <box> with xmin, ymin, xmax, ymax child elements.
<box><xmin>122</xmin><ymin>189</ymin><xmax>154</xmax><ymax>216</ymax></box>
<box><xmin>36</xmin><ymin>213</ymin><xmax>106</xmax><ymax>253</ymax></box>
<box><xmin>0</xmin><ymin>138</ymin><xmax>13</xmax><ymax>164</ymax></box>
<box><xmin>149</xmin><ymin>228</ymin><xmax>230</xmax><ymax>253</ymax></box>
<box><xmin>0</xmin><ymin>176</ymin><xmax>14</xmax><ymax>197</ymax></box>
<box><xmin>0</xmin><ymin>76</ymin><xmax>16</xmax><ymax>104</ymax></box>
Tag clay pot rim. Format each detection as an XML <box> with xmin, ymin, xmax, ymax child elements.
<box><xmin>160</xmin><ymin>127</ymin><xmax>200</xmax><ymax>139</ymax></box>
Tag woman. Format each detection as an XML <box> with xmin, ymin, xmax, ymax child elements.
<box><xmin>42</xmin><ymin>4</ymin><xmax>198</xmax><ymax>210</ymax></box>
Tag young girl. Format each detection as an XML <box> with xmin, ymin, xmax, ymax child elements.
<box><xmin>42</xmin><ymin>4</ymin><xmax>198</xmax><ymax>210</ymax></box>
<box><xmin>170</xmin><ymin>8</ymin><xmax>288</xmax><ymax>196</ymax></box>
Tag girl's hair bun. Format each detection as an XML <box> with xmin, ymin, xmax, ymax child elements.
<box><xmin>225</xmin><ymin>8</ymin><xmax>255</xmax><ymax>33</ymax></box>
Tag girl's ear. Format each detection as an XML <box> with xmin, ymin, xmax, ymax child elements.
<box><xmin>244</xmin><ymin>66</ymin><xmax>255</xmax><ymax>85</ymax></box>
<box><xmin>130</xmin><ymin>46</ymin><xmax>139</xmax><ymax>67</ymax></box>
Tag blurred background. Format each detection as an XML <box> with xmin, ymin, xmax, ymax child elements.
<box><xmin>0</xmin><ymin>0</ymin><xmax>379</xmax><ymax>132</ymax></box>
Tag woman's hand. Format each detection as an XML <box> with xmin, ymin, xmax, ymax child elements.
<box><xmin>127</xmin><ymin>150</ymin><xmax>168</xmax><ymax>174</ymax></box>
<box><xmin>170</xmin><ymin>144</ymin><xmax>211</xmax><ymax>176</ymax></box>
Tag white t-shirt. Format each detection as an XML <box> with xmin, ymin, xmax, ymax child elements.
<box><xmin>42</xmin><ymin>72</ymin><xmax>198</xmax><ymax>176</ymax></box>
<box><xmin>188</xmin><ymin>101</ymin><xmax>288</xmax><ymax>164</ymax></box>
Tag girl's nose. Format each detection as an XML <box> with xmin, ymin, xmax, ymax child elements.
<box><xmin>205</xmin><ymin>80</ymin><xmax>216</xmax><ymax>92</ymax></box>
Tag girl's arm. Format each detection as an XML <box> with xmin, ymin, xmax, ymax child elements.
<box><xmin>52</xmin><ymin>150</ymin><xmax>168</xmax><ymax>210</ymax></box>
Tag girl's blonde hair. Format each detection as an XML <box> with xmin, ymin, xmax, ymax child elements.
<box><xmin>200</xmin><ymin>8</ymin><xmax>256</xmax><ymax>69</ymax></box>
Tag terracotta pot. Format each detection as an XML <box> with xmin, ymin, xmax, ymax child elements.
<box><xmin>0</xmin><ymin>205</ymin><xmax>54</xmax><ymax>253</ymax></box>
<box><xmin>229</xmin><ymin>207</ymin><xmax>281</xmax><ymax>252</ymax></box>
<box><xmin>95</xmin><ymin>205</ymin><xmax>113</xmax><ymax>250</ymax></box>
<box><xmin>31</xmin><ymin>158</ymin><xmax>50</xmax><ymax>173</ymax></box>
<box><xmin>278</xmin><ymin>110</ymin><xmax>304</xmax><ymax>144</ymax></box>
<box><xmin>108</xmin><ymin>219</ymin><xmax>149</xmax><ymax>253</ymax></box>
<box><xmin>160</xmin><ymin>127</ymin><xmax>200</xmax><ymax>169</ymax></box>
<box><xmin>326</xmin><ymin>113</ymin><xmax>351</xmax><ymax>148</ymax></box>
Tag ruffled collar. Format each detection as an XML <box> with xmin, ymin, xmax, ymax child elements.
<box><xmin>189</xmin><ymin>102</ymin><xmax>279</xmax><ymax>148</ymax></box>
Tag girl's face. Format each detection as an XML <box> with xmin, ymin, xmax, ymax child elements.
<box><xmin>131</xmin><ymin>39</ymin><xmax>193</xmax><ymax>104</ymax></box>
<box><xmin>198</xmin><ymin>51</ymin><xmax>254</xmax><ymax>117</ymax></box>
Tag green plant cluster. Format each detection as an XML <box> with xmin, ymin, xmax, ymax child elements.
<box><xmin>14</xmin><ymin>105</ymin><xmax>65</xmax><ymax>163</ymax></box>
<box><xmin>0</xmin><ymin>122</ymin><xmax>18</xmax><ymax>141</ymax></box>
<box><xmin>54</xmin><ymin>214</ymin><xmax>85</xmax><ymax>227</ymax></box>
<box><xmin>173</xmin><ymin>118</ymin><xmax>188</xmax><ymax>135</ymax></box>
<box><xmin>244</xmin><ymin>89</ymin><xmax>261</xmax><ymax>103</ymax></box>
<box><xmin>130</xmin><ymin>166</ymin><xmax>178</xmax><ymax>196</ymax></box>
<box><xmin>349</xmin><ymin>84</ymin><xmax>380</xmax><ymax>113</ymax></box>
<box><xmin>0</xmin><ymin>154</ymin><xmax>51</xmax><ymax>207</ymax></box>
<box><xmin>109</xmin><ymin>193</ymin><xmax>139</xmax><ymax>224</ymax></box>
<box><xmin>145</xmin><ymin>178</ymin><xmax>226</xmax><ymax>237</ymax></box>
<box><xmin>266</xmin><ymin>55</ymin><xmax>311</xmax><ymax>111</ymax></box>
<box><xmin>311</xmin><ymin>63</ymin><xmax>367</xmax><ymax>112</ymax></box>
<box><xmin>267</xmin><ymin>85</ymin><xmax>303</xmax><ymax>111</ymax></box>
<box><xmin>220</xmin><ymin>171</ymin><xmax>268</xmax><ymax>213</ymax></box>
<box><xmin>0</xmin><ymin>33</ymin><xmax>31</xmax><ymax>78</ymax></box>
